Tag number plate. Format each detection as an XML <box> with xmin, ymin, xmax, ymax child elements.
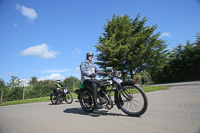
<box><xmin>113</xmin><ymin>77</ymin><xmax>122</xmax><ymax>84</ymax></box>
<box><xmin>64</xmin><ymin>89</ymin><xmax>67</xmax><ymax>93</ymax></box>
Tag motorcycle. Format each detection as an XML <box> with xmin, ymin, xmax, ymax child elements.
<box><xmin>50</xmin><ymin>87</ymin><xmax>73</xmax><ymax>104</ymax></box>
<box><xmin>74</xmin><ymin>67</ymin><xmax>148</xmax><ymax>117</ymax></box>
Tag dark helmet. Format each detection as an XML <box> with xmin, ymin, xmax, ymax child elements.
<box><xmin>86</xmin><ymin>52</ymin><xmax>93</xmax><ymax>59</ymax></box>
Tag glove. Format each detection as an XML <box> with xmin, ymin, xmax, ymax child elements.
<box><xmin>90</xmin><ymin>73</ymin><xmax>96</xmax><ymax>78</ymax></box>
<box><xmin>100</xmin><ymin>72</ymin><xmax>107</xmax><ymax>76</ymax></box>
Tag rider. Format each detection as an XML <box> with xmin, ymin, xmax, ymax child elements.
<box><xmin>80</xmin><ymin>52</ymin><xmax>103</xmax><ymax>109</ymax></box>
<box><xmin>54</xmin><ymin>79</ymin><xmax>66</xmax><ymax>101</ymax></box>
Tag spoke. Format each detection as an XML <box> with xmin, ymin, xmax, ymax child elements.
<box><xmin>120</xmin><ymin>86</ymin><xmax>145</xmax><ymax>113</ymax></box>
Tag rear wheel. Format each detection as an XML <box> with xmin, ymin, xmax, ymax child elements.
<box><xmin>79</xmin><ymin>90</ymin><xmax>94</xmax><ymax>112</ymax></box>
<box><xmin>65</xmin><ymin>92</ymin><xmax>73</xmax><ymax>104</ymax></box>
<box><xmin>50</xmin><ymin>94</ymin><xmax>57</xmax><ymax>104</ymax></box>
<box><xmin>118</xmin><ymin>84</ymin><xmax>148</xmax><ymax>116</ymax></box>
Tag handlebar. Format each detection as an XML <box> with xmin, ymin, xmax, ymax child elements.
<box><xmin>97</xmin><ymin>70</ymin><xmax>120</xmax><ymax>77</ymax></box>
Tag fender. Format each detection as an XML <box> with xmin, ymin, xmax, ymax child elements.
<box><xmin>74</xmin><ymin>87</ymin><xmax>91</xmax><ymax>100</ymax></box>
<box><xmin>74</xmin><ymin>88</ymin><xmax>84</xmax><ymax>100</ymax></box>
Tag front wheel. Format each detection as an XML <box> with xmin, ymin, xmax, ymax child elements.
<box><xmin>50</xmin><ymin>94</ymin><xmax>57</xmax><ymax>104</ymax></box>
<box><xmin>65</xmin><ymin>92</ymin><xmax>73</xmax><ymax>104</ymax></box>
<box><xmin>118</xmin><ymin>84</ymin><xmax>148</xmax><ymax>116</ymax></box>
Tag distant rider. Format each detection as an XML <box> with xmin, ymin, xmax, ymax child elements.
<box><xmin>54</xmin><ymin>79</ymin><xmax>66</xmax><ymax>102</ymax></box>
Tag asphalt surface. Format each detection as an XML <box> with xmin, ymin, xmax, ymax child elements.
<box><xmin>0</xmin><ymin>81</ymin><xmax>200</xmax><ymax>133</ymax></box>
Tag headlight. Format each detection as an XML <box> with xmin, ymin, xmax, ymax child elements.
<box><xmin>115</xmin><ymin>71</ymin><xmax>122</xmax><ymax>77</ymax></box>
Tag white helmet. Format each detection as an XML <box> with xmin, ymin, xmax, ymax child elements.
<box><xmin>56</xmin><ymin>79</ymin><xmax>61</xmax><ymax>83</ymax></box>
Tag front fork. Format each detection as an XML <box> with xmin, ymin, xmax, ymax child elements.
<box><xmin>114</xmin><ymin>83</ymin><xmax>133</xmax><ymax>109</ymax></box>
<box><xmin>115</xmin><ymin>83</ymin><xmax>123</xmax><ymax>109</ymax></box>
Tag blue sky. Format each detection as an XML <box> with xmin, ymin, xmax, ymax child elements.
<box><xmin>0</xmin><ymin>0</ymin><xmax>200</xmax><ymax>84</ymax></box>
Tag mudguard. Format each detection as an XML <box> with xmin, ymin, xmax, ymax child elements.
<box><xmin>74</xmin><ymin>87</ymin><xmax>88</xmax><ymax>100</ymax></box>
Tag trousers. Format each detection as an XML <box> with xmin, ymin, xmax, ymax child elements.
<box><xmin>83</xmin><ymin>79</ymin><xmax>100</xmax><ymax>105</ymax></box>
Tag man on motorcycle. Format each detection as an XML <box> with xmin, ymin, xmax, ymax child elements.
<box><xmin>54</xmin><ymin>79</ymin><xmax>66</xmax><ymax>102</ymax></box>
<box><xmin>80</xmin><ymin>52</ymin><xmax>103</xmax><ymax>109</ymax></box>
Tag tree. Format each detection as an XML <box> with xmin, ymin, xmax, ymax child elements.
<box><xmin>7</xmin><ymin>76</ymin><xmax>23</xmax><ymax>101</ymax></box>
<box><xmin>153</xmin><ymin>32</ymin><xmax>200</xmax><ymax>83</ymax></box>
<box><xmin>8</xmin><ymin>76</ymin><xmax>20</xmax><ymax>88</ymax></box>
<box><xmin>63</xmin><ymin>76</ymin><xmax>80</xmax><ymax>91</ymax></box>
<box><xmin>95</xmin><ymin>13</ymin><xmax>168</xmax><ymax>80</ymax></box>
<box><xmin>29</xmin><ymin>76</ymin><xmax>38</xmax><ymax>86</ymax></box>
<box><xmin>0</xmin><ymin>79</ymin><xmax>6</xmax><ymax>103</ymax></box>
<box><xmin>31</xmin><ymin>80</ymin><xmax>54</xmax><ymax>98</ymax></box>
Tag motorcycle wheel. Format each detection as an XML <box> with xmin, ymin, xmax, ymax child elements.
<box><xmin>50</xmin><ymin>94</ymin><xmax>58</xmax><ymax>104</ymax></box>
<box><xmin>79</xmin><ymin>90</ymin><xmax>94</xmax><ymax>112</ymax></box>
<box><xmin>118</xmin><ymin>84</ymin><xmax>148</xmax><ymax>116</ymax></box>
<box><xmin>65</xmin><ymin>92</ymin><xmax>73</xmax><ymax>104</ymax></box>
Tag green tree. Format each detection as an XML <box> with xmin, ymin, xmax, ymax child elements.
<box><xmin>95</xmin><ymin>13</ymin><xmax>168</xmax><ymax>80</ymax></box>
<box><xmin>6</xmin><ymin>76</ymin><xmax>23</xmax><ymax>101</ymax></box>
<box><xmin>63</xmin><ymin>76</ymin><xmax>80</xmax><ymax>91</ymax></box>
<box><xmin>0</xmin><ymin>79</ymin><xmax>6</xmax><ymax>103</ymax></box>
<box><xmin>155</xmin><ymin>32</ymin><xmax>200</xmax><ymax>83</ymax></box>
<box><xmin>31</xmin><ymin>80</ymin><xmax>54</xmax><ymax>98</ymax></box>
<box><xmin>29</xmin><ymin>76</ymin><xmax>38</xmax><ymax>86</ymax></box>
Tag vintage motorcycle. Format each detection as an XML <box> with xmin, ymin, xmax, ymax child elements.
<box><xmin>74</xmin><ymin>67</ymin><xmax>148</xmax><ymax>116</ymax></box>
<box><xmin>50</xmin><ymin>87</ymin><xmax>73</xmax><ymax>104</ymax></box>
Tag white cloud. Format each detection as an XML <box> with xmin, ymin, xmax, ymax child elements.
<box><xmin>39</xmin><ymin>73</ymin><xmax>65</xmax><ymax>81</ymax></box>
<box><xmin>16</xmin><ymin>4</ymin><xmax>37</xmax><ymax>21</ymax></box>
<box><xmin>41</xmin><ymin>69</ymin><xmax>69</xmax><ymax>73</ymax></box>
<box><xmin>19</xmin><ymin>79</ymin><xmax>30</xmax><ymax>86</ymax></box>
<box><xmin>160</xmin><ymin>32</ymin><xmax>171</xmax><ymax>38</ymax></box>
<box><xmin>19</xmin><ymin>43</ymin><xmax>60</xmax><ymax>59</ymax></box>
<box><xmin>13</xmin><ymin>24</ymin><xmax>18</xmax><ymax>27</ymax></box>
<box><xmin>0</xmin><ymin>72</ymin><xmax>18</xmax><ymax>77</ymax></box>
<box><xmin>72</xmin><ymin>48</ymin><xmax>81</xmax><ymax>58</ymax></box>
<box><xmin>75</xmin><ymin>67</ymin><xmax>80</xmax><ymax>72</ymax></box>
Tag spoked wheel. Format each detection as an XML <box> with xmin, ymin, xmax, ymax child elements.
<box><xmin>118</xmin><ymin>84</ymin><xmax>148</xmax><ymax>116</ymax></box>
<box><xmin>65</xmin><ymin>92</ymin><xmax>73</xmax><ymax>104</ymax></box>
<box><xmin>79</xmin><ymin>90</ymin><xmax>94</xmax><ymax>112</ymax></box>
<box><xmin>50</xmin><ymin>94</ymin><xmax>58</xmax><ymax>104</ymax></box>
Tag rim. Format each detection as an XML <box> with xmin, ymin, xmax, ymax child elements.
<box><xmin>119</xmin><ymin>86</ymin><xmax>145</xmax><ymax>114</ymax></box>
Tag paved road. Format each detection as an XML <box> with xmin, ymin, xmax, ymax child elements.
<box><xmin>0</xmin><ymin>81</ymin><xmax>200</xmax><ymax>133</ymax></box>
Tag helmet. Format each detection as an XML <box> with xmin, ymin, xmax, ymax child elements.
<box><xmin>56</xmin><ymin>79</ymin><xmax>61</xmax><ymax>83</ymax></box>
<box><xmin>86</xmin><ymin>52</ymin><xmax>93</xmax><ymax>59</ymax></box>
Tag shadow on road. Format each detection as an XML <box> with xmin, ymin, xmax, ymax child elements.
<box><xmin>63</xmin><ymin>108</ymin><xmax>133</xmax><ymax>117</ymax></box>
<box><xmin>48</xmin><ymin>102</ymin><xmax>70</xmax><ymax>105</ymax></box>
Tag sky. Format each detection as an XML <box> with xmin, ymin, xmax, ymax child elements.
<box><xmin>0</xmin><ymin>0</ymin><xmax>200</xmax><ymax>84</ymax></box>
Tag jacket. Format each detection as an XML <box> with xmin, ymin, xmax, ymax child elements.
<box><xmin>54</xmin><ymin>82</ymin><xmax>65</xmax><ymax>91</ymax></box>
<box><xmin>80</xmin><ymin>59</ymin><xmax>101</xmax><ymax>83</ymax></box>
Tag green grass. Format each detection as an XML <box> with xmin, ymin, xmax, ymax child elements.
<box><xmin>0</xmin><ymin>86</ymin><xmax>168</xmax><ymax>106</ymax></box>
<box><xmin>0</xmin><ymin>97</ymin><xmax>50</xmax><ymax>106</ymax></box>
<box><xmin>141</xmin><ymin>86</ymin><xmax>169</xmax><ymax>92</ymax></box>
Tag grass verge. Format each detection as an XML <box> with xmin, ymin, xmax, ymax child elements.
<box><xmin>141</xmin><ymin>85</ymin><xmax>169</xmax><ymax>92</ymax></box>
<box><xmin>0</xmin><ymin>86</ymin><xmax>168</xmax><ymax>106</ymax></box>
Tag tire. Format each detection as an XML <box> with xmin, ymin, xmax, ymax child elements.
<box><xmin>65</xmin><ymin>92</ymin><xmax>73</xmax><ymax>104</ymax></box>
<box><xmin>79</xmin><ymin>90</ymin><xmax>94</xmax><ymax>112</ymax></box>
<box><xmin>118</xmin><ymin>84</ymin><xmax>148</xmax><ymax>116</ymax></box>
<box><xmin>50</xmin><ymin>94</ymin><xmax>58</xmax><ymax>104</ymax></box>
